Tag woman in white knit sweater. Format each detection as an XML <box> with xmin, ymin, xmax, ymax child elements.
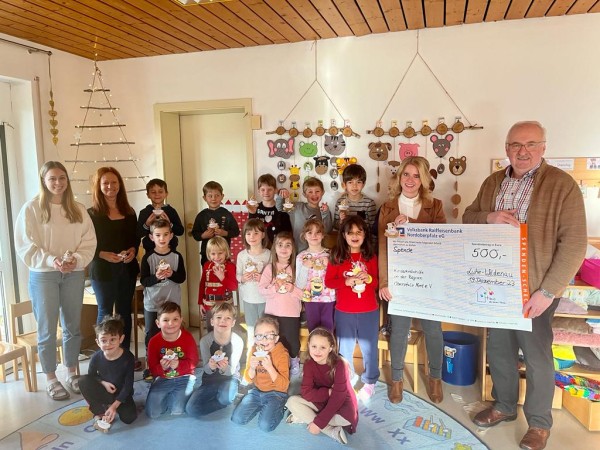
<box><xmin>15</xmin><ymin>161</ymin><xmax>96</xmax><ymax>400</ymax></box>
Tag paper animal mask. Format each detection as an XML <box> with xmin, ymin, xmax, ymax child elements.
<box><xmin>268</xmin><ymin>137</ymin><xmax>294</xmax><ymax>159</ymax></box>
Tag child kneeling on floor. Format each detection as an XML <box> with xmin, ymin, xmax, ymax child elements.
<box><xmin>186</xmin><ymin>302</ymin><xmax>243</xmax><ymax>417</ymax></box>
<box><xmin>145</xmin><ymin>301</ymin><xmax>199</xmax><ymax>419</ymax></box>
<box><xmin>79</xmin><ymin>315</ymin><xmax>137</xmax><ymax>432</ymax></box>
<box><xmin>231</xmin><ymin>315</ymin><xmax>290</xmax><ymax>432</ymax></box>
<box><xmin>285</xmin><ymin>327</ymin><xmax>357</xmax><ymax>444</ymax></box>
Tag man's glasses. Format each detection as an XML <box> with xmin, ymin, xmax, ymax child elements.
<box><xmin>254</xmin><ymin>333</ymin><xmax>278</xmax><ymax>341</ymax></box>
<box><xmin>505</xmin><ymin>141</ymin><xmax>545</xmax><ymax>152</ymax></box>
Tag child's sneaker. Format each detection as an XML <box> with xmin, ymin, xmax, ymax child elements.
<box><xmin>290</xmin><ymin>357</ymin><xmax>301</xmax><ymax>377</ymax></box>
<box><xmin>357</xmin><ymin>383</ymin><xmax>375</xmax><ymax>401</ymax></box>
<box><xmin>142</xmin><ymin>369</ymin><xmax>153</xmax><ymax>382</ymax></box>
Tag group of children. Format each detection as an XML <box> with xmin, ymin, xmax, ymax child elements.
<box><xmin>81</xmin><ymin>164</ymin><xmax>381</xmax><ymax>443</ymax></box>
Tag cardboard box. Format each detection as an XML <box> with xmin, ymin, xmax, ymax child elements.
<box><xmin>562</xmin><ymin>390</ymin><xmax>600</xmax><ymax>431</ymax></box>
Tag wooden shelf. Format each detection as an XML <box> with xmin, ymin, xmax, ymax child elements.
<box><xmin>481</xmin><ymin>272</ymin><xmax>600</xmax><ymax>415</ymax></box>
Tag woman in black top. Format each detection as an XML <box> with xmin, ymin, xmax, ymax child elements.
<box><xmin>88</xmin><ymin>167</ymin><xmax>139</xmax><ymax>351</ymax></box>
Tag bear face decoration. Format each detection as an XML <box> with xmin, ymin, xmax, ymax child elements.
<box><xmin>313</xmin><ymin>155</ymin><xmax>329</xmax><ymax>175</ymax></box>
<box><xmin>268</xmin><ymin>137</ymin><xmax>294</xmax><ymax>159</ymax></box>
<box><xmin>430</xmin><ymin>134</ymin><xmax>453</xmax><ymax>158</ymax></box>
<box><xmin>399</xmin><ymin>143</ymin><xmax>420</xmax><ymax>160</ymax></box>
<box><xmin>299</xmin><ymin>141</ymin><xmax>318</xmax><ymax>158</ymax></box>
<box><xmin>384</xmin><ymin>160</ymin><xmax>401</xmax><ymax>176</ymax></box>
<box><xmin>324</xmin><ymin>134</ymin><xmax>346</xmax><ymax>156</ymax></box>
<box><xmin>368</xmin><ymin>142</ymin><xmax>390</xmax><ymax>161</ymax></box>
<box><xmin>449</xmin><ymin>156</ymin><xmax>467</xmax><ymax>176</ymax></box>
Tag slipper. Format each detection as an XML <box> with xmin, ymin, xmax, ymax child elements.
<box><xmin>134</xmin><ymin>359</ymin><xmax>143</xmax><ymax>372</ymax></box>
<box><xmin>65</xmin><ymin>375</ymin><xmax>81</xmax><ymax>394</ymax></box>
<box><xmin>47</xmin><ymin>381</ymin><xmax>70</xmax><ymax>401</ymax></box>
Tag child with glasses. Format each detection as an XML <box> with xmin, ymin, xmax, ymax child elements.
<box><xmin>259</xmin><ymin>232</ymin><xmax>303</xmax><ymax>377</ymax></box>
<box><xmin>231</xmin><ymin>315</ymin><xmax>290</xmax><ymax>432</ymax></box>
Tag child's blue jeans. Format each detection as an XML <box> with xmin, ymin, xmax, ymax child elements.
<box><xmin>230</xmin><ymin>388</ymin><xmax>288</xmax><ymax>432</ymax></box>
<box><xmin>145</xmin><ymin>375</ymin><xmax>192</xmax><ymax>419</ymax></box>
<box><xmin>186</xmin><ymin>377</ymin><xmax>239</xmax><ymax>417</ymax></box>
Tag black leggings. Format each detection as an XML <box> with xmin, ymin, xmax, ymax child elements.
<box><xmin>276</xmin><ymin>316</ymin><xmax>300</xmax><ymax>359</ymax></box>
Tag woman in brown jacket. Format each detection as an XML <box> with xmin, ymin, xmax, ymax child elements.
<box><xmin>377</xmin><ymin>156</ymin><xmax>446</xmax><ymax>404</ymax></box>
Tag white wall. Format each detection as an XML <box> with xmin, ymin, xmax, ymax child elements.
<box><xmin>1</xmin><ymin>14</ymin><xmax>599</xmax><ymax>237</ymax></box>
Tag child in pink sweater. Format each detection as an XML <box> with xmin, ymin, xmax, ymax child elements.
<box><xmin>259</xmin><ymin>232</ymin><xmax>303</xmax><ymax>376</ymax></box>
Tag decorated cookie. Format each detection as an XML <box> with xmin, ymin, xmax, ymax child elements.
<box><xmin>211</xmin><ymin>349</ymin><xmax>227</xmax><ymax>362</ymax></box>
<box><xmin>62</xmin><ymin>250</ymin><xmax>74</xmax><ymax>263</ymax></box>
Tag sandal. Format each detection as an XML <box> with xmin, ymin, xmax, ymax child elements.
<box><xmin>65</xmin><ymin>375</ymin><xmax>81</xmax><ymax>394</ymax></box>
<box><xmin>47</xmin><ymin>381</ymin><xmax>70</xmax><ymax>401</ymax></box>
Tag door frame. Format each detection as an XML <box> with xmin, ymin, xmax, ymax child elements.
<box><xmin>153</xmin><ymin>99</ymin><xmax>255</xmax><ymax>323</ymax></box>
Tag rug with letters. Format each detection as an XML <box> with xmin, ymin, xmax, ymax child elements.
<box><xmin>2</xmin><ymin>380</ymin><xmax>488</xmax><ymax>450</ymax></box>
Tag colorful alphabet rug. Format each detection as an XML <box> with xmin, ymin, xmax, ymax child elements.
<box><xmin>2</xmin><ymin>381</ymin><xmax>488</xmax><ymax>450</ymax></box>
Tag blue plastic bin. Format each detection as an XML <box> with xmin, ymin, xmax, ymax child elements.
<box><xmin>442</xmin><ymin>331</ymin><xmax>478</xmax><ymax>386</ymax></box>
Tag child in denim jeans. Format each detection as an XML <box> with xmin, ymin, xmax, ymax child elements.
<box><xmin>145</xmin><ymin>302</ymin><xmax>199</xmax><ymax>418</ymax></box>
<box><xmin>231</xmin><ymin>315</ymin><xmax>289</xmax><ymax>432</ymax></box>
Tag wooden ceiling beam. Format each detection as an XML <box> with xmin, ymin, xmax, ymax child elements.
<box><xmin>241</xmin><ymin>0</ymin><xmax>305</xmax><ymax>42</ymax></box>
<box><xmin>485</xmin><ymin>0</ymin><xmax>511</xmax><ymax>21</ymax></box>
<box><xmin>309</xmin><ymin>0</ymin><xmax>354</xmax><ymax>37</ymax></box>
<box><xmin>333</xmin><ymin>0</ymin><xmax>372</xmax><ymax>36</ymax></box>
<box><xmin>1</xmin><ymin>0</ymin><xmax>155</xmax><ymax>58</ymax></box>
<box><xmin>54</xmin><ymin>0</ymin><xmax>187</xmax><ymax>54</ymax></box>
<box><xmin>203</xmin><ymin>4</ymin><xmax>273</xmax><ymax>45</ymax></box>
<box><xmin>446</xmin><ymin>0</ymin><xmax>467</xmax><ymax>25</ymax></box>
<box><xmin>568</xmin><ymin>0</ymin><xmax>599</xmax><ymax>14</ymax></box>
<box><xmin>505</xmin><ymin>0</ymin><xmax>533</xmax><ymax>19</ymax></box>
<box><xmin>286</xmin><ymin>0</ymin><xmax>337</xmax><ymax>39</ymax></box>
<box><xmin>547</xmin><ymin>0</ymin><xmax>578</xmax><ymax>15</ymax></box>
<box><xmin>526</xmin><ymin>0</ymin><xmax>554</xmax><ymax>17</ymax></box>
<box><xmin>0</xmin><ymin>14</ymin><xmax>129</xmax><ymax>60</ymax></box>
<box><xmin>465</xmin><ymin>0</ymin><xmax>488</xmax><ymax>23</ymax></box>
<box><xmin>221</xmin><ymin>0</ymin><xmax>287</xmax><ymax>43</ymax></box>
<box><xmin>379</xmin><ymin>0</ymin><xmax>407</xmax><ymax>32</ymax></box>
<box><xmin>0</xmin><ymin>3</ymin><xmax>140</xmax><ymax>59</ymax></box>
<box><xmin>144</xmin><ymin>0</ymin><xmax>247</xmax><ymax>49</ymax></box>
<box><xmin>264</xmin><ymin>0</ymin><xmax>320</xmax><ymax>40</ymax></box>
<box><xmin>96</xmin><ymin>0</ymin><xmax>215</xmax><ymax>51</ymax></box>
<box><xmin>355</xmin><ymin>0</ymin><xmax>389</xmax><ymax>34</ymax></box>
<box><xmin>424</xmin><ymin>0</ymin><xmax>445</xmax><ymax>28</ymax></box>
<box><xmin>401</xmin><ymin>0</ymin><xmax>425</xmax><ymax>29</ymax></box>
<box><xmin>0</xmin><ymin>20</ymin><xmax>123</xmax><ymax>60</ymax></box>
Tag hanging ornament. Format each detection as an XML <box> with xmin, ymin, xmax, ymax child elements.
<box><xmin>449</xmin><ymin>156</ymin><xmax>467</xmax><ymax>176</ymax></box>
<box><xmin>299</xmin><ymin>141</ymin><xmax>318</xmax><ymax>157</ymax></box>
<box><xmin>289</xmin><ymin>165</ymin><xmax>301</xmax><ymax>190</ymax></box>
<box><xmin>435</xmin><ymin>117</ymin><xmax>448</xmax><ymax>135</ymax></box>
<box><xmin>302</xmin><ymin>122</ymin><xmax>313</xmax><ymax>138</ymax></box>
<box><xmin>288</xmin><ymin>121</ymin><xmax>299</xmax><ymax>138</ymax></box>
<box><xmin>399</xmin><ymin>143</ymin><xmax>419</xmax><ymax>160</ymax></box>
<box><xmin>268</xmin><ymin>137</ymin><xmax>294</xmax><ymax>159</ymax></box>
<box><xmin>452</xmin><ymin>117</ymin><xmax>465</xmax><ymax>133</ymax></box>
<box><xmin>388</xmin><ymin>120</ymin><xmax>400</xmax><ymax>138</ymax></box>
<box><xmin>420</xmin><ymin>120</ymin><xmax>432</xmax><ymax>136</ymax></box>
<box><xmin>313</xmin><ymin>155</ymin><xmax>329</xmax><ymax>175</ymax></box>
<box><xmin>315</xmin><ymin>120</ymin><xmax>326</xmax><ymax>137</ymax></box>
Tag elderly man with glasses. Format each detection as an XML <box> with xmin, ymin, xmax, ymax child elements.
<box><xmin>463</xmin><ymin>121</ymin><xmax>587</xmax><ymax>450</ymax></box>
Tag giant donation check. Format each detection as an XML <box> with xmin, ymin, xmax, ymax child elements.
<box><xmin>387</xmin><ymin>223</ymin><xmax>531</xmax><ymax>331</ymax></box>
